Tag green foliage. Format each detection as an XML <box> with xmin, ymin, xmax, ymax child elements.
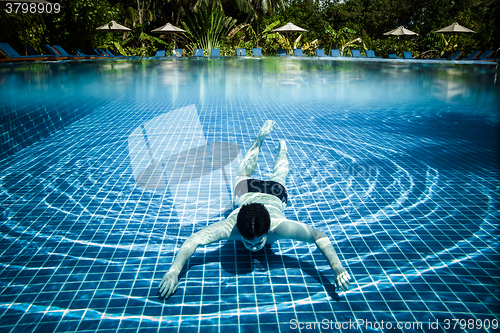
<box><xmin>181</xmin><ymin>1</ymin><xmax>237</xmax><ymax>55</ymax></box>
<box><xmin>323</xmin><ymin>24</ymin><xmax>357</xmax><ymax>55</ymax></box>
<box><xmin>112</xmin><ymin>31</ymin><xmax>168</xmax><ymax>56</ymax></box>
<box><xmin>0</xmin><ymin>0</ymin><xmax>498</xmax><ymax>58</ymax></box>
<box><xmin>232</xmin><ymin>20</ymin><xmax>282</xmax><ymax>54</ymax></box>
<box><xmin>0</xmin><ymin>0</ymin><xmax>118</xmax><ymax>54</ymax></box>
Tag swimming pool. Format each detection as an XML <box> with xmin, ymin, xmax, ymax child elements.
<box><xmin>0</xmin><ymin>57</ymin><xmax>499</xmax><ymax>332</ymax></box>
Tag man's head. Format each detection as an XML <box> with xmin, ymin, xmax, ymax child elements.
<box><xmin>236</xmin><ymin>203</ymin><xmax>271</xmax><ymax>252</ymax></box>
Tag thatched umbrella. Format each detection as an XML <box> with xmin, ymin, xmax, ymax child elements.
<box><xmin>151</xmin><ymin>23</ymin><xmax>186</xmax><ymax>49</ymax></box>
<box><xmin>96</xmin><ymin>20</ymin><xmax>131</xmax><ymax>33</ymax></box>
<box><xmin>96</xmin><ymin>20</ymin><xmax>131</xmax><ymax>44</ymax></box>
<box><xmin>383</xmin><ymin>26</ymin><xmax>418</xmax><ymax>54</ymax></box>
<box><xmin>435</xmin><ymin>22</ymin><xmax>476</xmax><ymax>33</ymax></box>
<box><xmin>434</xmin><ymin>22</ymin><xmax>475</xmax><ymax>56</ymax></box>
<box><xmin>272</xmin><ymin>22</ymin><xmax>308</xmax><ymax>54</ymax></box>
<box><xmin>383</xmin><ymin>26</ymin><xmax>419</xmax><ymax>36</ymax></box>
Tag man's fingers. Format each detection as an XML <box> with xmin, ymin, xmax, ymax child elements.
<box><xmin>159</xmin><ymin>279</ymin><xmax>179</xmax><ymax>299</ymax></box>
<box><xmin>159</xmin><ymin>279</ymin><xmax>170</xmax><ymax>298</ymax></box>
<box><xmin>336</xmin><ymin>272</ymin><xmax>351</xmax><ymax>292</ymax></box>
<box><xmin>161</xmin><ymin>282</ymin><xmax>171</xmax><ymax>298</ymax></box>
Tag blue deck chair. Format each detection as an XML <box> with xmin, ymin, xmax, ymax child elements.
<box><xmin>23</xmin><ymin>44</ymin><xmax>40</xmax><ymax>56</ymax></box>
<box><xmin>458</xmin><ymin>50</ymin><xmax>480</xmax><ymax>60</ymax></box>
<box><xmin>100</xmin><ymin>49</ymin><xmax>114</xmax><ymax>56</ymax></box>
<box><xmin>155</xmin><ymin>50</ymin><xmax>166</xmax><ymax>57</ymax></box>
<box><xmin>102</xmin><ymin>49</ymin><xmax>129</xmax><ymax>58</ymax></box>
<box><xmin>330</xmin><ymin>49</ymin><xmax>341</xmax><ymax>57</ymax></box>
<box><xmin>74</xmin><ymin>48</ymin><xmax>85</xmax><ymax>56</ymax></box>
<box><xmin>43</xmin><ymin>44</ymin><xmax>76</xmax><ymax>60</ymax></box>
<box><xmin>436</xmin><ymin>51</ymin><xmax>462</xmax><ymax>60</ymax></box>
<box><xmin>0</xmin><ymin>42</ymin><xmax>53</xmax><ymax>61</ymax></box>
<box><xmin>447</xmin><ymin>51</ymin><xmax>464</xmax><ymax>60</ymax></box>
<box><xmin>316</xmin><ymin>49</ymin><xmax>326</xmax><ymax>57</ymax></box>
<box><xmin>388</xmin><ymin>51</ymin><xmax>399</xmax><ymax>59</ymax></box>
<box><xmin>53</xmin><ymin>45</ymin><xmax>89</xmax><ymax>59</ymax></box>
<box><xmin>448</xmin><ymin>51</ymin><xmax>463</xmax><ymax>60</ymax></box>
<box><xmin>476</xmin><ymin>50</ymin><xmax>493</xmax><ymax>60</ymax></box>
<box><xmin>277</xmin><ymin>48</ymin><xmax>289</xmax><ymax>56</ymax></box>
<box><xmin>237</xmin><ymin>48</ymin><xmax>246</xmax><ymax>56</ymax></box>
<box><xmin>434</xmin><ymin>51</ymin><xmax>451</xmax><ymax>59</ymax></box>
<box><xmin>170</xmin><ymin>49</ymin><xmax>183</xmax><ymax>57</ymax></box>
<box><xmin>194</xmin><ymin>49</ymin><xmax>204</xmax><ymax>57</ymax></box>
<box><xmin>210</xmin><ymin>49</ymin><xmax>220</xmax><ymax>57</ymax></box>
<box><xmin>293</xmin><ymin>49</ymin><xmax>305</xmax><ymax>57</ymax></box>
<box><xmin>252</xmin><ymin>48</ymin><xmax>262</xmax><ymax>56</ymax></box>
<box><xmin>75</xmin><ymin>48</ymin><xmax>104</xmax><ymax>58</ymax></box>
<box><xmin>351</xmin><ymin>49</ymin><xmax>362</xmax><ymax>57</ymax></box>
<box><xmin>403</xmin><ymin>51</ymin><xmax>413</xmax><ymax>59</ymax></box>
<box><xmin>365</xmin><ymin>50</ymin><xmax>380</xmax><ymax>58</ymax></box>
<box><xmin>93</xmin><ymin>49</ymin><xmax>108</xmax><ymax>57</ymax></box>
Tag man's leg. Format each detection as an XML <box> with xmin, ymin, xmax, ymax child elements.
<box><xmin>270</xmin><ymin>139</ymin><xmax>289</xmax><ymax>187</ymax></box>
<box><xmin>235</xmin><ymin>120</ymin><xmax>276</xmax><ymax>186</ymax></box>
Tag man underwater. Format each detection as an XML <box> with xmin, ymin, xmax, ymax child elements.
<box><xmin>159</xmin><ymin>120</ymin><xmax>351</xmax><ymax>299</ymax></box>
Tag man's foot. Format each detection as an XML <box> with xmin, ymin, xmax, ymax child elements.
<box><xmin>275</xmin><ymin>139</ymin><xmax>287</xmax><ymax>154</ymax></box>
<box><xmin>255</xmin><ymin>120</ymin><xmax>276</xmax><ymax>143</ymax></box>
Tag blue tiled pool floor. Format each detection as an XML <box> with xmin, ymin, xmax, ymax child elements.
<box><xmin>0</xmin><ymin>59</ymin><xmax>499</xmax><ymax>332</ymax></box>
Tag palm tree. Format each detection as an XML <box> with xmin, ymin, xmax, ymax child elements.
<box><xmin>233</xmin><ymin>0</ymin><xmax>284</xmax><ymax>24</ymax></box>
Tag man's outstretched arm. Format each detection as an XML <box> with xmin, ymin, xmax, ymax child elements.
<box><xmin>270</xmin><ymin>220</ymin><xmax>351</xmax><ymax>292</ymax></box>
<box><xmin>159</xmin><ymin>217</ymin><xmax>236</xmax><ymax>299</ymax></box>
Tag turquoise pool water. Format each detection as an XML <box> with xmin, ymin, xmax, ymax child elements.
<box><xmin>0</xmin><ymin>58</ymin><xmax>499</xmax><ymax>332</ymax></box>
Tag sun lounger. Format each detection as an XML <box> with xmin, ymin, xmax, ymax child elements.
<box><xmin>403</xmin><ymin>51</ymin><xmax>413</xmax><ymax>59</ymax></box>
<box><xmin>330</xmin><ymin>49</ymin><xmax>341</xmax><ymax>57</ymax></box>
<box><xmin>440</xmin><ymin>51</ymin><xmax>452</xmax><ymax>59</ymax></box>
<box><xmin>210</xmin><ymin>49</ymin><xmax>220</xmax><ymax>57</ymax></box>
<box><xmin>351</xmin><ymin>49</ymin><xmax>362</xmax><ymax>57</ymax></box>
<box><xmin>293</xmin><ymin>49</ymin><xmax>305</xmax><ymax>57</ymax></box>
<box><xmin>252</xmin><ymin>48</ymin><xmax>262</xmax><ymax>56</ymax></box>
<box><xmin>316</xmin><ymin>49</ymin><xmax>326</xmax><ymax>57</ymax></box>
<box><xmin>0</xmin><ymin>42</ymin><xmax>53</xmax><ymax>62</ymax></box>
<box><xmin>92</xmin><ymin>48</ymin><xmax>122</xmax><ymax>58</ymax></box>
<box><xmin>476</xmin><ymin>50</ymin><xmax>493</xmax><ymax>60</ymax></box>
<box><xmin>93</xmin><ymin>49</ymin><xmax>108</xmax><ymax>56</ymax></box>
<box><xmin>447</xmin><ymin>51</ymin><xmax>463</xmax><ymax>60</ymax></box>
<box><xmin>236</xmin><ymin>48</ymin><xmax>246</xmax><ymax>56</ymax></box>
<box><xmin>155</xmin><ymin>50</ymin><xmax>166</xmax><ymax>57</ymax></box>
<box><xmin>388</xmin><ymin>51</ymin><xmax>399</xmax><ymax>59</ymax></box>
<box><xmin>43</xmin><ymin>44</ymin><xmax>79</xmax><ymax>60</ymax></box>
<box><xmin>277</xmin><ymin>48</ymin><xmax>289</xmax><ymax>56</ymax></box>
<box><xmin>194</xmin><ymin>49</ymin><xmax>204</xmax><ymax>57</ymax></box>
<box><xmin>23</xmin><ymin>44</ymin><xmax>41</xmax><ymax>56</ymax></box>
<box><xmin>435</xmin><ymin>51</ymin><xmax>462</xmax><ymax>60</ymax></box>
<box><xmin>365</xmin><ymin>50</ymin><xmax>380</xmax><ymax>58</ymax></box>
<box><xmin>101</xmin><ymin>49</ymin><xmax>129</xmax><ymax>58</ymax></box>
<box><xmin>75</xmin><ymin>48</ymin><xmax>104</xmax><ymax>58</ymax></box>
<box><xmin>74</xmin><ymin>48</ymin><xmax>84</xmax><ymax>56</ymax></box>
<box><xmin>52</xmin><ymin>45</ymin><xmax>89</xmax><ymax>59</ymax></box>
<box><xmin>170</xmin><ymin>49</ymin><xmax>182</xmax><ymax>57</ymax></box>
<box><xmin>457</xmin><ymin>50</ymin><xmax>480</xmax><ymax>60</ymax></box>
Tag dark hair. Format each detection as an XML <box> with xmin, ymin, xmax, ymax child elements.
<box><xmin>236</xmin><ymin>203</ymin><xmax>271</xmax><ymax>240</ymax></box>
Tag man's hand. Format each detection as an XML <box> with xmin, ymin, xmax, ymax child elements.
<box><xmin>332</xmin><ymin>264</ymin><xmax>351</xmax><ymax>292</ymax></box>
<box><xmin>159</xmin><ymin>271</ymin><xmax>179</xmax><ymax>299</ymax></box>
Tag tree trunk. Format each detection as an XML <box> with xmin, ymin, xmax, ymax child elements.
<box><xmin>175</xmin><ymin>5</ymin><xmax>182</xmax><ymax>26</ymax></box>
<box><xmin>137</xmin><ymin>0</ymin><xmax>142</xmax><ymax>26</ymax></box>
<box><xmin>138</xmin><ymin>0</ymin><xmax>145</xmax><ymax>53</ymax></box>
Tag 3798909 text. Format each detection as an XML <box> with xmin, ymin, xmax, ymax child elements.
<box><xmin>4</xmin><ymin>2</ymin><xmax>61</xmax><ymax>14</ymax></box>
